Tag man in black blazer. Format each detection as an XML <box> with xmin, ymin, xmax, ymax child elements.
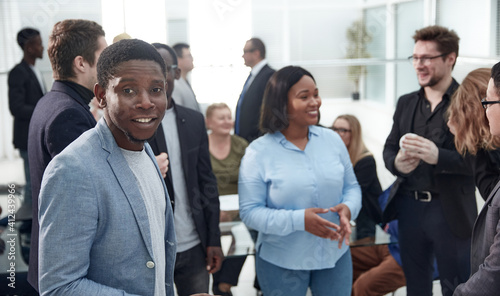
<box><xmin>383</xmin><ymin>26</ymin><xmax>475</xmax><ymax>296</ymax></box>
<box><xmin>235</xmin><ymin>37</ymin><xmax>275</xmax><ymax>143</ymax></box>
<box><xmin>8</xmin><ymin>28</ymin><xmax>45</xmax><ymax>218</ymax></box>
<box><xmin>27</xmin><ymin>19</ymin><xmax>107</xmax><ymax>292</ymax></box>
<box><xmin>149</xmin><ymin>43</ymin><xmax>223</xmax><ymax>296</ymax></box>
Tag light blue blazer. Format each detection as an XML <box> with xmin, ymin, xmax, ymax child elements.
<box><xmin>38</xmin><ymin>119</ymin><xmax>177</xmax><ymax>296</ymax></box>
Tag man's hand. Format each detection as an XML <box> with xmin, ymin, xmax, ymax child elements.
<box><xmin>304</xmin><ymin>208</ymin><xmax>341</xmax><ymax>240</ymax></box>
<box><xmin>401</xmin><ymin>134</ymin><xmax>439</xmax><ymax>165</ymax></box>
<box><xmin>206</xmin><ymin>246</ymin><xmax>224</xmax><ymax>274</ymax></box>
<box><xmin>154</xmin><ymin>152</ymin><xmax>169</xmax><ymax>178</ymax></box>
<box><xmin>394</xmin><ymin>149</ymin><xmax>420</xmax><ymax>174</ymax></box>
<box><xmin>329</xmin><ymin>204</ymin><xmax>352</xmax><ymax>249</ymax></box>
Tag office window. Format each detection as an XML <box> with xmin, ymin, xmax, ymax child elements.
<box><xmin>168</xmin><ymin>19</ymin><xmax>187</xmax><ymax>45</ymax></box>
<box><xmin>395</xmin><ymin>0</ymin><xmax>423</xmax><ymax>100</ymax></box>
<box><xmin>365</xmin><ymin>6</ymin><xmax>386</xmax><ymax>103</ymax></box>
<box><xmin>437</xmin><ymin>0</ymin><xmax>491</xmax><ymax>57</ymax></box>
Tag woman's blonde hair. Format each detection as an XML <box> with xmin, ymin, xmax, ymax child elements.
<box><xmin>332</xmin><ymin>114</ymin><xmax>371</xmax><ymax>165</ymax></box>
<box><xmin>205</xmin><ymin>102</ymin><xmax>230</xmax><ymax>119</ymax></box>
<box><xmin>447</xmin><ymin>68</ymin><xmax>500</xmax><ymax>155</ymax></box>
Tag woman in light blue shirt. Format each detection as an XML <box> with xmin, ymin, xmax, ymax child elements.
<box><xmin>239</xmin><ymin>66</ymin><xmax>362</xmax><ymax>295</ymax></box>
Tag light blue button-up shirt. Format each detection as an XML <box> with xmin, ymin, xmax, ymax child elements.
<box><xmin>239</xmin><ymin>125</ymin><xmax>361</xmax><ymax>270</ymax></box>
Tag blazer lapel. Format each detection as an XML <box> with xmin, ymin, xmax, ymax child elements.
<box><xmin>21</xmin><ymin>60</ymin><xmax>44</xmax><ymax>95</ymax></box>
<box><xmin>403</xmin><ymin>93</ymin><xmax>419</xmax><ymax>134</ymax></box>
<box><xmin>98</xmin><ymin>121</ymin><xmax>154</xmax><ymax>258</ymax></box>
<box><xmin>154</xmin><ymin>123</ymin><xmax>175</xmax><ymax>207</ymax></box>
<box><xmin>174</xmin><ymin>105</ymin><xmax>190</xmax><ymax>182</ymax></box>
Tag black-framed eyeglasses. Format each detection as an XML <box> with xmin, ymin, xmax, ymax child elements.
<box><xmin>332</xmin><ymin>127</ymin><xmax>351</xmax><ymax>134</ymax></box>
<box><xmin>243</xmin><ymin>48</ymin><xmax>256</xmax><ymax>54</ymax></box>
<box><xmin>481</xmin><ymin>97</ymin><xmax>500</xmax><ymax>109</ymax></box>
<box><xmin>407</xmin><ymin>53</ymin><xmax>450</xmax><ymax>65</ymax></box>
<box><xmin>167</xmin><ymin>65</ymin><xmax>178</xmax><ymax>73</ymax></box>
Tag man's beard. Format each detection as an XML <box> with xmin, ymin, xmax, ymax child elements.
<box><xmin>124</xmin><ymin>129</ymin><xmax>158</xmax><ymax>145</ymax></box>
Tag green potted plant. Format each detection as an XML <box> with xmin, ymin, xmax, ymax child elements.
<box><xmin>345</xmin><ymin>19</ymin><xmax>372</xmax><ymax>100</ymax></box>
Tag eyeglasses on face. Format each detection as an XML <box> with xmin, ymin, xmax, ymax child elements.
<box><xmin>167</xmin><ymin>65</ymin><xmax>178</xmax><ymax>73</ymax></box>
<box><xmin>243</xmin><ymin>48</ymin><xmax>256</xmax><ymax>54</ymax></box>
<box><xmin>332</xmin><ymin>127</ymin><xmax>351</xmax><ymax>134</ymax></box>
<box><xmin>481</xmin><ymin>97</ymin><xmax>500</xmax><ymax>109</ymax></box>
<box><xmin>407</xmin><ymin>53</ymin><xmax>449</xmax><ymax>65</ymax></box>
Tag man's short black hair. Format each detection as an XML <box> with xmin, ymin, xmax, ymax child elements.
<box><xmin>491</xmin><ymin>62</ymin><xmax>500</xmax><ymax>96</ymax></box>
<box><xmin>249</xmin><ymin>37</ymin><xmax>266</xmax><ymax>59</ymax></box>
<box><xmin>17</xmin><ymin>28</ymin><xmax>40</xmax><ymax>50</ymax></box>
<box><xmin>97</xmin><ymin>39</ymin><xmax>166</xmax><ymax>89</ymax></box>
<box><xmin>152</xmin><ymin>43</ymin><xmax>178</xmax><ymax>66</ymax></box>
<box><xmin>172</xmin><ymin>43</ymin><xmax>189</xmax><ymax>58</ymax></box>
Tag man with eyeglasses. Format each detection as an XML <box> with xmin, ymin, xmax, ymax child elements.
<box><xmin>148</xmin><ymin>43</ymin><xmax>223</xmax><ymax>296</ymax></box>
<box><xmin>454</xmin><ymin>61</ymin><xmax>500</xmax><ymax>296</ymax></box>
<box><xmin>235</xmin><ymin>37</ymin><xmax>275</xmax><ymax>143</ymax></box>
<box><xmin>383</xmin><ymin>26</ymin><xmax>475</xmax><ymax>296</ymax></box>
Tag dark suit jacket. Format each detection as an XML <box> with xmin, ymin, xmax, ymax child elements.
<box><xmin>235</xmin><ymin>64</ymin><xmax>275</xmax><ymax>143</ymax></box>
<box><xmin>454</xmin><ymin>179</ymin><xmax>500</xmax><ymax>295</ymax></box>
<box><xmin>8</xmin><ymin>59</ymin><xmax>44</xmax><ymax>150</ymax></box>
<box><xmin>382</xmin><ymin>87</ymin><xmax>476</xmax><ymax>239</ymax></box>
<box><xmin>148</xmin><ymin>102</ymin><xmax>221</xmax><ymax>251</ymax></box>
<box><xmin>27</xmin><ymin>80</ymin><xmax>97</xmax><ymax>290</ymax></box>
<box><xmin>353</xmin><ymin>155</ymin><xmax>383</xmax><ymax>238</ymax></box>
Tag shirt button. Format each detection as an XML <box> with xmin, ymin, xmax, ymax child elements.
<box><xmin>146</xmin><ymin>261</ymin><xmax>155</xmax><ymax>268</ymax></box>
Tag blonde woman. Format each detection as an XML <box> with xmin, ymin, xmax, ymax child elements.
<box><xmin>332</xmin><ymin>114</ymin><xmax>406</xmax><ymax>296</ymax></box>
<box><xmin>447</xmin><ymin>68</ymin><xmax>500</xmax><ymax>200</ymax></box>
<box><xmin>206</xmin><ymin>103</ymin><xmax>248</xmax><ymax>296</ymax></box>
<box><xmin>331</xmin><ymin>114</ymin><xmax>382</xmax><ymax>239</ymax></box>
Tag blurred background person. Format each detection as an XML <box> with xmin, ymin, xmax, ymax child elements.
<box><xmin>27</xmin><ymin>19</ymin><xmax>107</xmax><ymax>292</ymax></box>
<box><xmin>173</xmin><ymin>43</ymin><xmax>201</xmax><ymax>112</ymax></box>
<box><xmin>8</xmin><ymin>27</ymin><xmax>45</xmax><ymax>219</ymax></box>
<box><xmin>206</xmin><ymin>102</ymin><xmax>248</xmax><ymax>296</ymax></box>
<box><xmin>447</xmin><ymin>67</ymin><xmax>500</xmax><ymax>199</ymax></box>
<box><xmin>453</xmin><ymin>61</ymin><xmax>500</xmax><ymax>296</ymax></box>
<box><xmin>112</xmin><ymin>32</ymin><xmax>131</xmax><ymax>43</ymax></box>
<box><xmin>239</xmin><ymin>66</ymin><xmax>361</xmax><ymax>295</ymax></box>
<box><xmin>331</xmin><ymin>114</ymin><xmax>382</xmax><ymax>241</ymax></box>
<box><xmin>234</xmin><ymin>37</ymin><xmax>275</xmax><ymax>143</ymax></box>
<box><xmin>148</xmin><ymin>43</ymin><xmax>223</xmax><ymax>296</ymax></box>
<box><xmin>332</xmin><ymin>115</ymin><xmax>405</xmax><ymax>296</ymax></box>
<box><xmin>207</xmin><ymin>103</ymin><xmax>248</xmax><ymax>208</ymax></box>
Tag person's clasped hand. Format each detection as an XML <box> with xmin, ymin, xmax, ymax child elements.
<box><xmin>154</xmin><ymin>152</ymin><xmax>169</xmax><ymax>178</ymax></box>
<box><xmin>304</xmin><ymin>208</ymin><xmax>341</xmax><ymax>241</ymax></box>
<box><xmin>400</xmin><ymin>133</ymin><xmax>439</xmax><ymax>165</ymax></box>
<box><xmin>330</xmin><ymin>204</ymin><xmax>352</xmax><ymax>249</ymax></box>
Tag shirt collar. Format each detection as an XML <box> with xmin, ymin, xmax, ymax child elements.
<box><xmin>58</xmin><ymin>80</ymin><xmax>94</xmax><ymax>105</ymax></box>
<box><xmin>250</xmin><ymin>59</ymin><xmax>268</xmax><ymax>76</ymax></box>
<box><xmin>418</xmin><ymin>78</ymin><xmax>459</xmax><ymax>102</ymax></box>
<box><xmin>273</xmin><ymin>126</ymin><xmax>320</xmax><ymax>148</ymax></box>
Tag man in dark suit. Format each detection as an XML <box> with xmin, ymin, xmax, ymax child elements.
<box><xmin>149</xmin><ymin>43</ymin><xmax>223</xmax><ymax>296</ymax></box>
<box><xmin>453</xmin><ymin>61</ymin><xmax>500</xmax><ymax>296</ymax></box>
<box><xmin>234</xmin><ymin>37</ymin><xmax>275</xmax><ymax>143</ymax></box>
<box><xmin>27</xmin><ymin>19</ymin><xmax>107</xmax><ymax>292</ymax></box>
<box><xmin>383</xmin><ymin>26</ymin><xmax>475</xmax><ymax>296</ymax></box>
<box><xmin>8</xmin><ymin>28</ymin><xmax>45</xmax><ymax>218</ymax></box>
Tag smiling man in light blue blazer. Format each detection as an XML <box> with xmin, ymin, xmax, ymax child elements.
<box><xmin>38</xmin><ymin>39</ymin><xmax>176</xmax><ymax>296</ymax></box>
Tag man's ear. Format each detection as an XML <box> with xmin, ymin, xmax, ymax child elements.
<box><xmin>447</xmin><ymin>52</ymin><xmax>457</xmax><ymax>66</ymax></box>
<box><xmin>174</xmin><ymin>67</ymin><xmax>181</xmax><ymax>80</ymax></box>
<box><xmin>94</xmin><ymin>83</ymin><xmax>107</xmax><ymax>108</ymax></box>
<box><xmin>73</xmin><ymin>55</ymin><xmax>86</xmax><ymax>74</ymax></box>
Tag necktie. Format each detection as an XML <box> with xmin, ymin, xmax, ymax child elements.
<box><xmin>235</xmin><ymin>73</ymin><xmax>252</xmax><ymax>135</ymax></box>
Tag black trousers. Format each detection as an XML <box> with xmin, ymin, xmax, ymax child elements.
<box><xmin>174</xmin><ymin>243</ymin><xmax>209</xmax><ymax>296</ymax></box>
<box><xmin>396</xmin><ymin>195</ymin><xmax>471</xmax><ymax>296</ymax></box>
